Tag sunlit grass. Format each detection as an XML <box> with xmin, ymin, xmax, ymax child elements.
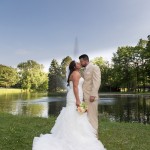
<box><xmin>0</xmin><ymin>88</ymin><xmax>22</xmax><ymax>95</ymax></box>
<box><xmin>100</xmin><ymin>121</ymin><xmax>150</xmax><ymax>150</ymax></box>
<box><xmin>0</xmin><ymin>113</ymin><xmax>56</xmax><ymax>150</ymax></box>
<box><xmin>0</xmin><ymin>113</ymin><xmax>149</xmax><ymax>150</ymax></box>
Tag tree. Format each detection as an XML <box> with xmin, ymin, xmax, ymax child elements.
<box><xmin>0</xmin><ymin>65</ymin><xmax>19</xmax><ymax>88</ymax></box>
<box><xmin>112</xmin><ymin>46</ymin><xmax>135</xmax><ymax>92</ymax></box>
<box><xmin>132</xmin><ymin>39</ymin><xmax>148</xmax><ymax>92</ymax></box>
<box><xmin>111</xmin><ymin>38</ymin><xmax>149</xmax><ymax>92</ymax></box>
<box><xmin>92</xmin><ymin>57</ymin><xmax>112</xmax><ymax>92</ymax></box>
<box><xmin>145</xmin><ymin>37</ymin><xmax>150</xmax><ymax>86</ymax></box>
<box><xmin>48</xmin><ymin>59</ymin><xmax>63</xmax><ymax>92</ymax></box>
<box><xmin>17</xmin><ymin>60</ymin><xmax>48</xmax><ymax>91</ymax></box>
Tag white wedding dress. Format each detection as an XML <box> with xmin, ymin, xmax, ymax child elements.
<box><xmin>32</xmin><ymin>77</ymin><xmax>106</xmax><ymax>150</ymax></box>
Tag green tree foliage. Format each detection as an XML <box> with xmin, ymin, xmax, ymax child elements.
<box><xmin>145</xmin><ymin>38</ymin><xmax>150</xmax><ymax>79</ymax></box>
<box><xmin>112</xmin><ymin>46</ymin><xmax>135</xmax><ymax>91</ymax></box>
<box><xmin>133</xmin><ymin>39</ymin><xmax>148</xmax><ymax>92</ymax></box>
<box><xmin>17</xmin><ymin>60</ymin><xmax>48</xmax><ymax>91</ymax></box>
<box><xmin>112</xmin><ymin>38</ymin><xmax>150</xmax><ymax>92</ymax></box>
<box><xmin>0</xmin><ymin>65</ymin><xmax>19</xmax><ymax>88</ymax></box>
<box><xmin>92</xmin><ymin>57</ymin><xmax>112</xmax><ymax>91</ymax></box>
<box><xmin>48</xmin><ymin>59</ymin><xmax>63</xmax><ymax>92</ymax></box>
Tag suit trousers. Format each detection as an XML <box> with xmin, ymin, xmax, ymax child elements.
<box><xmin>85</xmin><ymin>99</ymin><xmax>98</xmax><ymax>135</ymax></box>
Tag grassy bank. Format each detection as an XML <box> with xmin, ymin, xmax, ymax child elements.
<box><xmin>48</xmin><ymin>91</ymin><xmax>67</xmax><ymax>97</ymax></box>
<box><xmin>48</xmin><ymin>91</ymin><xmax>150</xmax><ymax>96</ymax></box>
<box><xmin>0</xmin><ymin>88</ymin><xmax>22</xmax><ymax>95</ymax></box>
<box><xmin>0</xmin><ymin>88</ymin><xmax>47</xmax><ymax>96</ymax></box>
<box><xmin>1</xmin><ymin>88</ymin><xmax>150</xmax><ymax>96</ymax></box>
<box><xmin>0</xmin><ymin>113</ymin><xmax>149</xmax><ymax>150</ymax></box>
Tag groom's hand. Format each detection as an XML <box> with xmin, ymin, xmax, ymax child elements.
<box><xmin>90</xmin><ymin>96</ymin><xmax>95</xmax><ymax>102</ymax></box>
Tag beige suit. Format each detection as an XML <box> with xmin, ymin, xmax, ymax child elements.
<box><xmin>82</xmin><ymin>62</ymin><xmax>101</xmax><ymax>134</ymax></box>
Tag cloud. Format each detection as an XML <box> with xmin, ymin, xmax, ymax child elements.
<box><xmin>15</xmin><ymin>50</ymin><xmax>31</xmax><ymax>56</ymax></box>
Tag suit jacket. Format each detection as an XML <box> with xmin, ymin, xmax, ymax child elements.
<box><xmin>82</xmin><ymin>62</ymin><xmax>101</xmax><ymax>101</ymax></box>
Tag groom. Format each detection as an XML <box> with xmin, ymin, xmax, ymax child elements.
<box><xmin>79</xmin><ymin>54</ymin><xmax>101</xmax><ymax>137</ymax></box>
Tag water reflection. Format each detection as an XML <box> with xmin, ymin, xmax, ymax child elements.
<box><xmin>0</xmin><ymin>93</ymin><xmax>150</xmax><ymax>124</ymax></box>
<box><xmin>99</xmin><ymin>95</ymin><xmax>150</xmax><ymax>124</ymax></box>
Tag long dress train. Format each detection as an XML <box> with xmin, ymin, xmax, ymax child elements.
<box><xmin>32</xmin><ymin>77</ymin><xmax>106</xmax><ymax>150</ymax></box>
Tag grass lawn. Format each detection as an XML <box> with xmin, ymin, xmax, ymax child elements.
<box><xmin>100</xmin><ymin>121</ymin><xmax>150</xmax><ymax>150</ymax></box>
<box><xmin>0</xmin><ymin>113</ymin><xmax>150</xmax><ymax>150</ymax></box>
<box><xmin>0</xmin><ymin>88</ymin><xmax>22</xmax><ymax>95</ymax></box>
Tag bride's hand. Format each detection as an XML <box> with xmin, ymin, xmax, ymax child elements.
<box><xmin>76</xmin><ymin>100</ymin><xmax>80</xmax><ymax>107</ymax></box>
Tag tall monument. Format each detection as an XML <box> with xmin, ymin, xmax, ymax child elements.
<box><xmin>73</xmin><ymin>37</ymin><xmax>79</xmax><ymax>60</ymax></box>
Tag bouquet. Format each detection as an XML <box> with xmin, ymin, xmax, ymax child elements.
<box><xmin>77</xmin><ymin>102</ymin><xmax>88</xmax><ymax>114</ymax></box>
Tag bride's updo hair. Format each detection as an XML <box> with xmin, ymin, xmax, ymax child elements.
<box><xmin>67</xmin><ymin>60</ymin><xmax>76</xmax><ymax>86</ymax></box>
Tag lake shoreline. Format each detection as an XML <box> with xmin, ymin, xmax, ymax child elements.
<box><xmin>0</xmin><ymin>88</ymin><xmax>22</xmax><ymax>94</ymax></box>
<box><xmin>1</xmin><ymin>88</ymin><xmax>150</xmax><ymax>96</ymax></box>
<box><xmin>99</xmin><ymin>92</ymin><xmax>150</xmax><ymax>96</ymax></box>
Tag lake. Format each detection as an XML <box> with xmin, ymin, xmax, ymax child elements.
<box><xmin>0</xmin><ymin>93</ymin><xmax>150</xmax><ymax>124</ymax></box>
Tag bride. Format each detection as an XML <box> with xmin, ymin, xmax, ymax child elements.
<box><xmin>32</xmin><ymin>60</ymin><xmax>106</xmax><ymax>150</ymax></box>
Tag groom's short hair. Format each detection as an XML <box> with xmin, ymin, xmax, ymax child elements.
<box><xmin>79</xmin><ymin>54</ymin><xmax>89</xmax><ymax>61</ymax></box>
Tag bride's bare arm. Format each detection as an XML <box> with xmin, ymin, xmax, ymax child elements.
<box><xmin>72</xmin><ymin>71</ymin><xmax>81</xmax><ymax>107</ymax></box>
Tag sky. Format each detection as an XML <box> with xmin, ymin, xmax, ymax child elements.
<box><xmin>0</xmin><ymin>0</ymin><xmax>150</xmax><ymax>72</ymax></box>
